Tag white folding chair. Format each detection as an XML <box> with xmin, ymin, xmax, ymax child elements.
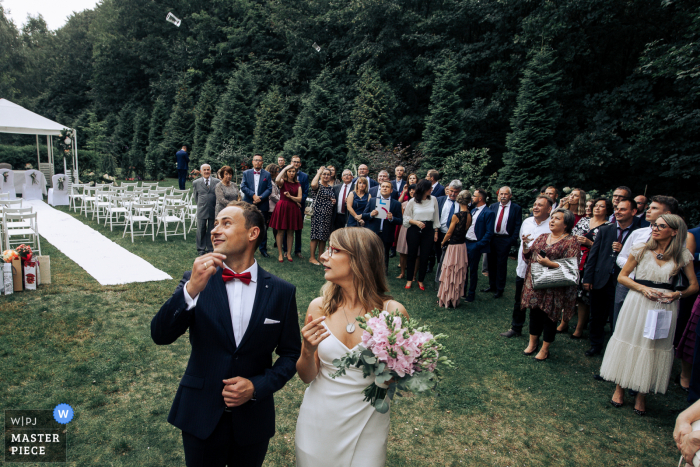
<box><xmin>186</xmin><ymin>204</ymin><xmax>198</xmax><ymax>233</ymax></box>
<box><xmin>105</xmin><ymin>194</ymin><xmax>133</xmax><ymax>231</ymax></box>
<box><xmin>69</xmin><ymin>184</ymin><xmax>86</xmax><ymax>212</ymax></box>
<box><xmin>4</xmin><ymin>212</ymin><xmax>41</xmax><ymax>254</ymax></box>
<box><xmin>156</xmin><ymin>204</ymin><xmax>187</xmax><ymax>241</ymax></box>
<box><xmin>123</xmin><ymin>202</ymin><xmax>156</xmax><ymax>242</ymax></box>
<box><xmin>0</xmin><ymin>193</ymin><xmax>8</xmax><ymax>200</ymax></box>
<box><xmin>142</xmin><ymin>182</ymin><xmax>159</xmax><ymax>189</ymax></box>
<box><xmin>94</xmin><ymin>192</ymin><xmax>111</xmax><ymax>224</ymax></box>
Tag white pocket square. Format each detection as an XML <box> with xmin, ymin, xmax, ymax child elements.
<box><xmin>264</xmin><ymin>318</ymin><xmax>280</xmax><ymax>324</ymax></box>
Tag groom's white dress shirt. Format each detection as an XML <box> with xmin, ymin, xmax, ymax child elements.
<box><xmin>183</xmin><ymin>260</ymin><xmax>259</xmax><ymax>346</ymax></box>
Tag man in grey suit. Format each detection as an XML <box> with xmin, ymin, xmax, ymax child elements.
<box><xmin>193</xmin><ymin>164</ymin><xmax>221</xmax><ymax>256</ymax></box>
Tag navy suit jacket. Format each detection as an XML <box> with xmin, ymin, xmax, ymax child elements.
<box><xmin>368</xmin><ymin>185</ymin><xmax>399</xmax><ymax>201</ymax></box>
<box><xmin>489</xmin><ymin>202</ymin><xmax>523</xmax><ymax>247</ymax></box>
<box><xmin>583</xmin><ymin>222</ymin><xmax>640</xmax><ymax>289</ymax></box>
<box><xmin>431</xmin><ymin>183</ymin><xmax>446</xmax><ymax>198</ymax></box>
<box><xmin>470</xmin><ymin>205</ymin><xmax>496</xmax><ymax>253</ymax></box>
<box><xmin>240</xmin><ymin>169</ymin><xmax>273</xmax><ymax>213</ymax></box>
<box><xmin>176</xmin><ymin>150</ymin><xmax>190</xmax><ymax>170</ymax></box>
<box><xmin>391</xmin><ymin>179</ymin><xmax>406</xmax><ymax>195</ymax></box>
<box><xmin>362</xmin><ymin>196</ymin><xmax>403</xmax><ymax>244</ymax></box>
<box><xmin>151</xmin><ymin>264</ymin><xmax>301</xmax><ymax>443</ymax></box>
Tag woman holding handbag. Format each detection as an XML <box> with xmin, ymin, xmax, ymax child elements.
<box><xmin>600</xmin><ymin>214</ymin><xmax>698</xmax><ymax>415</ymax></box>
<box><xmin>521</xmin><ymin>209</ymin><xmax>580</xmax><ymax>361</ymax></box>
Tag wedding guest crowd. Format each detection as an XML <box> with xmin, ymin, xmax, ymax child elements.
<box><xmin>192</xmin><ymin>152</ymin><xmax>700</xmax><ymax>425</ymax></box>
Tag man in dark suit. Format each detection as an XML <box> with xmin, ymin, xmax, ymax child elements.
<box><xmin>353</xmin><ymin>164</ymin><xmax>378</xmax><ymax>188</ymax></box>
<box><xmin>426</xmin><ymin>169</ymin><xmax>445</xmax><ymax>197</ymax></box>
<box><xmin>176</xmin><ymin>145</ymin><xmax>190</xmax><ymax>190</ymax></box>
<box><xmin>583</xmin><ymin>198</ymin><xmax>639</xmax><ymax>356</ymax></box>
<box><xmin>463</xmin><ymin>188</ymin><xmax>496</xmax><ymax>302</ymax></box>
<box><xmin>391</xmin><ymin>166</ymin><xmax>406</xmax><ymax>195</ymax></box>
<box><xmin>635</xmin><ymin>195</ymin><xmax>650</xmax><ymax>228</ymax></box>
<box><xmin>368</xmin><ymin>170</ymin><xmax>398</xmax><ymax>200</ymax></box>
<box><xmin>331</xmin><ymin>169</ymin><xmax>355</xmax><ymax>231</ymax></box>
<box><xmin>193</xmin><ymin>164</ymin><xmax>221</xmax><ymax>256</ymax></box>
<box><xmin>151</xmin><ymin>201</ymin><xmax>301</xmax><ymax>467</ymax></box>
<box><xmin>482</xmin><ymin>186</ymin><xmax>522</xmax><ymax>298</ymax></box>
<box><xmin>362</xmin><ymin>181</ymin><xmax>403</xmax><ymax>272</ymax></box>
<box><xmin>240</xmin><ymin>154</ymin><xmax>273</xmax><ymax>257</ymax></box>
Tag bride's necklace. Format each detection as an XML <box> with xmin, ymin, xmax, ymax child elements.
<box><xmin>654</xmin><ymin>248</ymin><xmax>665</xmax><ymax>260</ymax></box>
<box><xmin>342</xmin><ymin>307</ymin><xmax>361</xmax><ymax>334</ymax></box>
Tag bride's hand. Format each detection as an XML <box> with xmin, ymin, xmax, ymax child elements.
<box><xmin>301</xmin><ymin>314</ymin><xmax>329</xmax><ymax>354</ymax></box>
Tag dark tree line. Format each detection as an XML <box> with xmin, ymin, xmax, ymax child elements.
<box><xmin>0</xmin><ymin>0</ymin><xmax>697</xmax><ymax>220</ymax></box>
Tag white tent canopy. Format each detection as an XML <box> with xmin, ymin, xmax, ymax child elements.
<box><xmin>0</xmin><ymin>98</ymin><xmax>79</xmax><ymax>181</ymax></box>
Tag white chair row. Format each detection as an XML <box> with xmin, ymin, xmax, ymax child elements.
<box><xmin>0</xmin><ymin>200</ymin><xmax>41</xmax><ymax>255</ymax></box>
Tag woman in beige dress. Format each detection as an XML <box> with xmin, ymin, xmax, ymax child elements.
<box><xmin>601</xmin><ymin>214</ymin><xmax>698</xmax><ymax>415</ymax></box>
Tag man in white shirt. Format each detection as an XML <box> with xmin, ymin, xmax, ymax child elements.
<box><xmin>332</xmin><ymin>169</ymin><xmax>355</xmax><ymax>232</ymax></box>
<box><xmin>429</xmin><ymin>180</ymin><xmax>461</xmax><ymax>272</ymax></box>
<box><xmin>463</xmin><ymin>188</ymin><xmax>496</xmax><ymax>301</ymax></box>
<box><xmin>500</xmin><ymin>195</ymin><xmax>552</xmax><ymax>338</ymax></box>
<box><xmin>612</xmin><ymin>195</ymin><xmax>678</xmax><ymax>329</ymax></box>
<box><xmin>151</xmin><ymin>201</ymin><xmax>301</xmax><ymax>467</ymax></box>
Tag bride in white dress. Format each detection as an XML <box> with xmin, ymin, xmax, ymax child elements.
<box><xmin>295</xmin><ymin>227</ymin><xmax>408</xmax><ymax>467</ymax></box>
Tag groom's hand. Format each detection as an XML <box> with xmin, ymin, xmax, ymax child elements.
<box><xmin>222</xmin><ymin>377</ymin><xmax>255</xmax><ymax>407</ymax></box>
<box><xmin>186</xmin><ymin>253</ymin><xmax>226</xmax><ymax>298</ymax></box>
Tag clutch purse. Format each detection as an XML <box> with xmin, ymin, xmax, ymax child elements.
<box><xmin>673</xmin><ymin>269</ymin><xmax>690</xmax><ymax>292</ymax></box>
<box><xmin>531</xmin><ymin>257</ymin><xmax>579</xmax><ymax>290</ymax></box>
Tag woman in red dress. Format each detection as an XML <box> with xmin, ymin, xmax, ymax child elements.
<box><xmin>270</xmin><ymin>165</ymin><xmax>303</xmax><ymax>262</ymax></box>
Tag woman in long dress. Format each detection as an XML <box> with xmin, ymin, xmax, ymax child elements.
<box><xmin>269</xmin><ymin>165</ymin><xmax>303</xmax><ymax>263</ymax></box>
<box><xmin>295</xmin><ymin>227</ymin><xmax>408</xmax><ymax>467</ymax></box>
<box><xmin>437</xmin><ymin>190</ymin><xmax>472</xmax><ymax>308</ymax></box>
<box><xmin>396</xmin><ymin>184</ymin><xmax>416</xmax><ymax>280</ymax></box>
<box><xmin>600</xmin><ymin>214</ymin><xmax>698</xmax><ymax>415</ymax></box>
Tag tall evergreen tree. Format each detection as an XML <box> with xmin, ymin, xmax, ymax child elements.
<box><xmin>347</xmin><ymin>68</ymin><xmax>395</xmax><ymax>162</ymax></box>
<box><xmin>499</xmin><ymin>49</ymin><xmax>563</xmax><ymax>203</ymax></box>
<box><xmin>421</xmin><ymin>59</ymin><xmax>465</xmax><ymax>170</ymax></box>
<box><xmin>204</xmin><ymin>64</ymin><xmax>257</xmax><ymax>162</ymax></box>
<box><xmin>192</xmin><ymin>78</ymin><xmax>218</xmax><ymax>168</ymax></box>
<box><xmin>111</xmin><ymin>103</ymin><xmax>135</xmax><ymax>169</ymax></box>
<box><xmin>146</xmin><ymin>95</ymin><xmax>171</xmax><ymax>179</ymax></box>
<box><xmin>252</xmin><ymin>86</ymin><xmax>290</xmax><ymax>160</ymax></box>
<box><xmin>162</xmin><ymin>73</ymin><xmax>196</xmax><ymax>166</ymax></box>
<box><xmin>283</xmin><ymin>69</ymin><xmax>349</xmax><ymax>169</ymax></box>
<box><xmin>129</xmin><ymin>107</ymin><xmax>150</xmax><ymax>177</ymax></box>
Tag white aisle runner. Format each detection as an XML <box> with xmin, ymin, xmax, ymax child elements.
<box><xmin>26</xmin><ymin>200</ymin><xmax>172</xmax><ymax>285</ymax></box>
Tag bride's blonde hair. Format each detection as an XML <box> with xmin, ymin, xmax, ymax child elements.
<box><xmin>321</xmin><ymin>227</ymin><xmax>393</xmax><ymax>316</ymax></box>
<box><xmin>640</xmin><ymin>214</ymin><xmax>688</xmax><ymax>276</ymax></box>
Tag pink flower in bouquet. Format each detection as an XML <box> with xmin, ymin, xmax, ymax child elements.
<box><xmin>15</xmin><ymin>244</ymin><xmax>33</xmax><ymax>261</ymax></box>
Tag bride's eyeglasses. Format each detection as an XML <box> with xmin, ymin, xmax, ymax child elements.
<box><xmin>325</xmin><ymin>246</ymin><xmax>342</xmax><ymax>257</ymax></box>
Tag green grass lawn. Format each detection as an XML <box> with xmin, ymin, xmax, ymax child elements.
<box><xmin>0</xmin><ymin>179</ymin><xmax>687</xmax><ymax>466</ymax></box>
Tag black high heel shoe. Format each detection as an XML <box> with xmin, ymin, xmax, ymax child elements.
<box><xmin>534</xmin><ymin>351</ymin><xmax>550</xmax><ymax>362</ymax></box>
<box><xmin>523</xmin><ymin>343</ymin><xmax>540</xmax><ymax>356</ymax></box>
<box><xmin>610</xmin><ymin>400</ymin><xmax>623</xmax><ymax>408</ymax></box>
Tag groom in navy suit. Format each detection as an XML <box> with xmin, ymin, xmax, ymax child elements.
<box><xmin>151</xmin><ymin>201</ymin><xmax>301</xmax><ymax>467</ymax></box>
<box><xmin>240</xmin><ymin>154</ymin><xmax>273</xmax><ymax>257</ymax></box>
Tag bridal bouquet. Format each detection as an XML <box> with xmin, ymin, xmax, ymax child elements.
<box><xmin>330</xmin><ymin>309</ymin><xmax>453</xmax><ymax>413</ymax></box>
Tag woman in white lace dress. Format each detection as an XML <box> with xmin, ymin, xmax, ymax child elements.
<box><xmin>600</xmin><ymin>214</ymin><xmax>698</xmax><ymax>415</ymax></box>
<box><xmin>295</xmin><ymin>227</ymin><xmax>408</xmax><ymax>467</ymax></box>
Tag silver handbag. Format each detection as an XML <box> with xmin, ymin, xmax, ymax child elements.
<box><xmin>531</xmin><ymin>257</ymin><xmax>579</xmax><ymax>290</ymax></box>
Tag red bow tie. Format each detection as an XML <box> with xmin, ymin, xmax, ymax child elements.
<box><xmin>254</xmin><ymin>171</ymin><xmax>261</xmax><ymax>175</ymax></box>
<box><xmin>222</xmin><ymin>269</ymin><xmax>252</xmax><ymax>285</ymax></box>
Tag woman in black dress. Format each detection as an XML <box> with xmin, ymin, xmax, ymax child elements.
<box><xmin>309</xmin><ymin>166</ymin><xmax>336</xmax><ymax>265</ymax></box>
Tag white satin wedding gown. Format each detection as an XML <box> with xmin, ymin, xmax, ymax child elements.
<box><xmin>295</xmin><ymin>321</ymin><xmax>390</xmax><ymax>467</ymax></box>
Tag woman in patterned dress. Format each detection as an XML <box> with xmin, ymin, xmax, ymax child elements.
<box><xmin>557</xmin><ymin>197</ymin><xmax>612</xmax><ymax>336</ymax></box>
<box><xmin>521</xmin><ymin>209</ymin><xmax>581</xmax><ymax>361</ymax></box>
<box><xmin>309</xmin><ymin>166</ymin><xmax>336</xmax><ymax>265</ymax></box>
<box><xmin>396</xmin><ymin>184</ymin><xmax>416</xmax><ymax>279</ymax></box>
